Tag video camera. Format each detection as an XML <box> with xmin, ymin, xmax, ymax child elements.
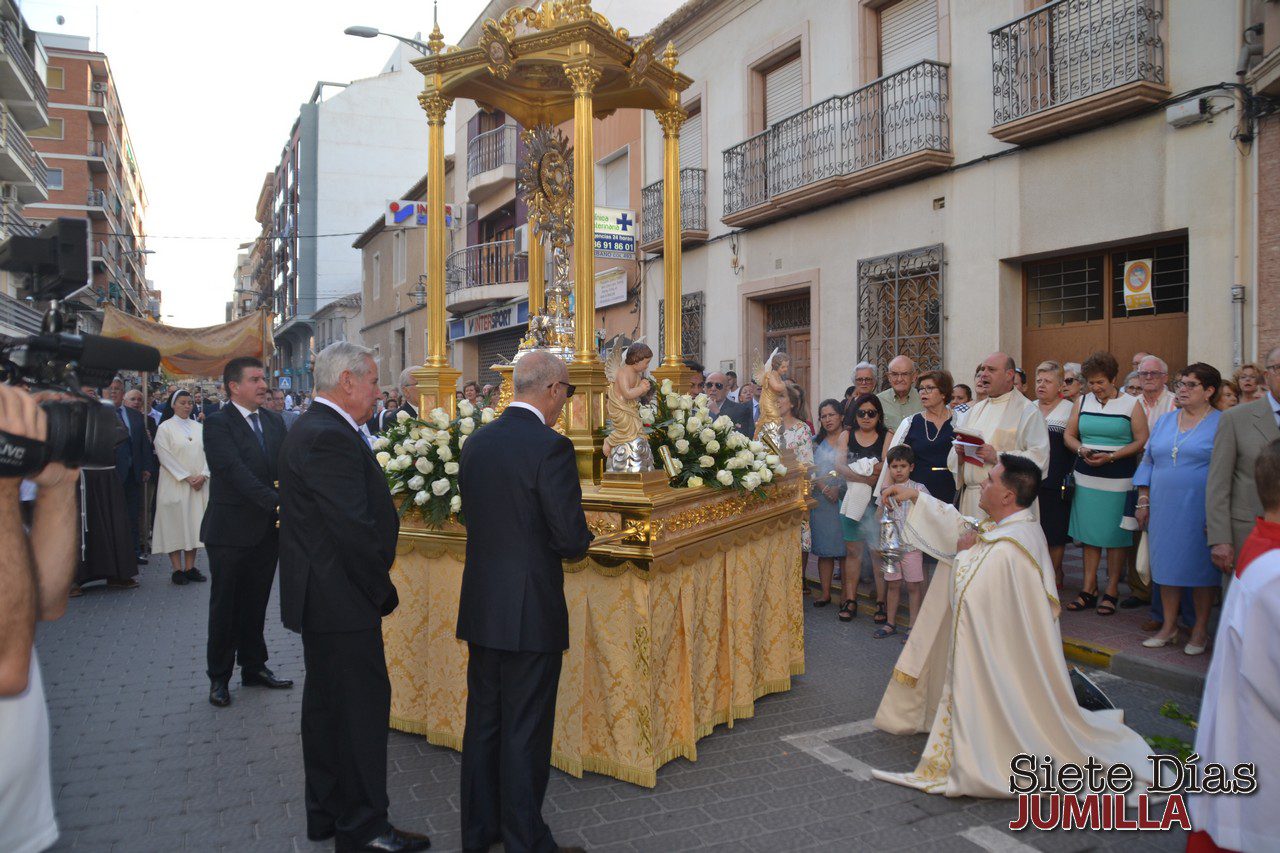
<box><xmin>0</xmin><ymin>218</ymin><xmax>160</xmax><ymax>477</ymax></box>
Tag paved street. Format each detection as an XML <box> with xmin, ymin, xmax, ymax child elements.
<box><xmin>39</xmin><ymin>552</ymin><xmax>1201</xmax><ymax>853</ymax></box>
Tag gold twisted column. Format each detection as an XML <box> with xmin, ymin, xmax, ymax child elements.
<box><xmin>410</xmin><ymin>89</ymin><xmax>461</xmax><ymax>416</ymax></box>
<box><xmin>652</xmin><ymin>106</ymin><xmax>688</xmax><ymax>388</ymax></box>
<box><xmin>527</xmin><ymin>215</ymin><xmax>544</xmax><ymax>317</ymax></box>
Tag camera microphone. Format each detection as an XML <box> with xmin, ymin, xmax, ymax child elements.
<box><xmin>77</xmin><ymin>334</ymin><xmax>160</xmax><ymax>373</ymax></box>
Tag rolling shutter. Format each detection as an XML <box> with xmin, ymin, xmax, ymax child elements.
<box><xmin>879</xmin><ymin>0</ymin><xmax>938</xmax><ymax>76</ymax></box>
<box><xmin>764</xmin><ymin>56</ymin><xmax>803</xmax><ymax>126</ymax></box>
<box><xmin>679</xmin><ymin>107</ymin><xmax>703</xmax><ymax>169</ymax></box>
<box><xmin>477</xmin><ymin>325</ymin><xmax>526</xmax><ymax>386</ymax></box>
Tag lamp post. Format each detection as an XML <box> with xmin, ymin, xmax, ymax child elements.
<box><xmin>412</xmin><ymin>274</ymin><xmax>428</xmax><ymax>307</ymax></box>
<box><xmin>343</xmin><ymin>25</ymin><xmax>431</xmax><ymax>56</ymax></box>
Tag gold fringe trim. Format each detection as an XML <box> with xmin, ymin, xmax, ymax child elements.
<box><xmin>892</xmin><ymin>668</ymin><xmax>918</xmax><ymax>687</ymax></box>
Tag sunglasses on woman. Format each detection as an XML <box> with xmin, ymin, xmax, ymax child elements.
<box><xmin>856</xmin><ymin>409</ymin><xmax>878</xmax><ymax>418</ymax></box>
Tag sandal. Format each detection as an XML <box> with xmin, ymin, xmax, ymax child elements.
<box><xmin>811</xmin><ymin>595</ymin><xmax>831</xmax><ymax>608</ymax></box>
<box><xmin>838</xmin><ymin>600</ymin><xmax>857</xmax><ymax>622</ymax></box>
<box><xmin>873</xmin><ymin>625</ymin><xmax>897</xmax><ymax>639</ymax></box>
<box><xmin>1096</xmin><ymin>593</ymin><xmax>1118</xmax><ymax>616</ymax></box>
<box><xmin>1064</xmin><ymin>591</ymin><xmax>1098</xmax><ymax>612</ymax></box>
<box><xmin>873</xmin><ymin>601</ymin><xmax>887</xmax><ymax>624</ymax></box>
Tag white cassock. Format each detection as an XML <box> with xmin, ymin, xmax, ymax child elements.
<box><xmin>1189</xmin><ymin>549</ymin><xmax>1280</xmax><ymax>851</ymax></box>
<box><xmin>947</xmin><ymin>390</ymin><xmax>1049</xmax><ymax>518</ymax></box>
<box><xmin>872</xmin><ymin>494</ymin><xmax>1157</xmax><ymax>798</ymax></box>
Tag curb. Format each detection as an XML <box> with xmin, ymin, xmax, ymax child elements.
<box><xmin>1059</xmin><ymin>635</ymin><xmax>1207</xmax><ymax>695</ymax></box>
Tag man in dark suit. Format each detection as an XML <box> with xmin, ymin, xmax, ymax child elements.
<box><xmin>705</xmin><ymin>371</ymin><xmax>754</xmax><ymax>436</ymax></box>
<box><xmin>192</xmin><ymin>387</ymin><xmax>220</xmax><ymax>422</ymax></box>
<box><xmin>105</xmin><ymin>376</ymin><xmax>153</xmax><ymax>567</ymax></box>
<box><xmin>457</xmin><ymin>350</ymin><xmax>592</xmax><ymax>853</ymax></box>
<box><xmin>375</xmin><ymin>367</ymin><xmax>420</xmax><ymax>433</ymax></box>
<box><xmin>278</xmin><ymin>342</ymin><xmax>429</xmax><ymax>853</ymax></box>
<box><xmin>201</xmin><ymin>357</ymin><xmax>292</xmax><ymax>708</ymax></box>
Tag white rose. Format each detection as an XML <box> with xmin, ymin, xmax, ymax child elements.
<box><xmin>765</xmin><ymin>454</ymin><xmax>780</xmax><ymax>466</ymax></box>
<box><xmin>390</xmin><ymin>482</ymin><xmax>405</xmax><ymax>495</ymax></box>
<box><xmin>415</xmin><ymin>439</ymin><xmax>432</xmax><ymax>453</ymax></box>
<box><xmin>449</xmin><ymin>494</ymin><xmax>462</xmax><ymax>513</ymax></box>
<box><xmin>665</xmin><ymin>394</ymin><xmax>680</xmax><ymax>410</ymax></box>
<box><xmin>714</xmin><ymin>415</ymin><xmax>733</xmax><ymax>431</ymax></box>
<box><xmin>458</xmin><ymin>400</ymin><xmax>475</xmax><ymax>418</ymax></box>
<box><xmin>431</xmin><ymin>478</ymin><xmax>451</xmax><ymax>496</ymax></box>
<box><xmin>698</xmin><ymin>455</ymin><xmax>714</xmax><ymax>468</ymax></box>
<box><xmin>445</xmin><ymin>461</ymin><xmax>459</xmax><ymax>475</ymax></box>
<box><xmin>671</xmin><ymin>458</ymin><xmax>683</xmax><ymax>472</ymax></box>
<box><xmin>725</xmin><ymin>458</ymin><xmax>742</xmax><ymax>470</ymax></box>
<box><xmin>716</xmin><ymin>470</ymin><xmax>733</xmax><ymax>486</ymax></box>
<box><xmin>437</xmin><ymin>446</ymin><xmax>453</xmax><ymax>462</ymax></box>
<box><xmin>375</xmin><ymin>451</ymin><xmax>392</xmax><ymax>467</ymax></box>
<box><xmin>685</xmin><ymin>416</ymin><xmax>701</xmax><ymax>431</ymax></box>
<box><xmin>694</xmin><ymin>393</ymin><xmax>709</xmax><ymax>408</ymax></box>
<box><xmin>414</xmin><ymin>457</ymin><xmax>434</xmax><ymax>475</ymax></box>
<box><xmin>706</xmin><ymin>439</ymin><xmax>720</xmax><ymax>453</ymax></box>
<box><xmin>408</xmin><ymin>428</ymin><xmax>421</xmax><ymax>441</ymax></box>
<box><xmin>725</xmin><ymin>433</ymin><xmax>743</xmax><ymax>450</ymax></box>
<box><xmin>372</xmin><ymin>437</ymin><xmax>389</xmax><ymax>451</ymax></box>
<box><xmin>699</xmin><ymin>428</ymin><xmax>715</xmax><ymax>444</ymax></box>
<box><xmin>660</xmin><ymin>379</ymin><xmax>674</xmax><ymax>395</ymax></box>
<box><xmin>638</xmin><ymin>406</ymin><xmax>655</xmax><ymax>423</ymax></box>
<box><xmin>686</xmin><ymin>476</ymin><xmax>704</xmax><ymax>488</ymax></box>
<box><xmin>749</xmin><ymin>441</ymin><xmax>765</xmax><ymax>454</ymax></box>
<box><xmin>759</xmin><ymin>467</ymin><xmax>773</xmax><ymax>483</ymax></box>
<box><xmin>743</xmin><ymin>472</ymin><xmax>761</xmax><ymax>490</ymax></box>
<box><xmin>393</xmin><ymin>444</ymin><xmax>405</xmax><ymax>456</ymax></box>
<box><xmin>413</xmin><ymin>490</ymin><xmax>427</xmax><ymax>505</ymax></box>
<box><xmin>458</xmin><ymin>434</ymin><xmax>468</xmax><ymax>449</ymax></box>
<box><xmin>431</xmin><ymin>409</ymin><xmax>450</xmax><ymax>428</ymax></box>
<box><xmin>459</xmin><ymin>417</ymin><xmax>475</xmax><ymax>435</ymax></box>
<box><xmin>737</xmin><ymin>449</ymin><xmax>754</xmax><ymax>462</ymax></box>
<box><xmin>668</xmin><ymin>423</ymin><xmax>685</xmax><ymax>441</ymax></box>
<box><xmin>396</xmin><ymin>409</ymin><xmax>410</xmax><ymax>423</ymax></box>
<box><xmin>751</xmin><ymin>460</ymin><xmax>763</xmax><ymax>471</ymax></box>
<box><xmin>395</xmin><ymin>455</ymin><xmax>412</xmax><ymax>471</ymax></box>
<box><xmin>773</xmin><ymin>464</ymin><xmax>788</xmax><ymax>476</ymax></box>
<box><xmin>408</xmin><ymin>474</ymin><xmax>425</xmax><ymax>491</ymax></box>
<box><xmin>674</xmin><ymin>439</ymin><xmax>689</xmax><ymax>453</ymax></box>
<box><xmin>480</xmin><ymin>407</ymin><xmax>496</xmax><ymax>424</ymax></box>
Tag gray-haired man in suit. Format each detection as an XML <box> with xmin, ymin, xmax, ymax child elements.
<box><xmin>1207</xmin><ymin>344</ymin><xmax>1280</xmax><ymax>573</ymax></box>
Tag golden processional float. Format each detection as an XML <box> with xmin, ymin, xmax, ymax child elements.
<box><xmin>384</xmin><ymin>0</ymin><xmax>810</xmax><ymax>787</ymax></box>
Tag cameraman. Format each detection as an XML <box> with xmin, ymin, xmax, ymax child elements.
<box><xmin>0</xmin><ymin>383</ymin><xmax>80</xmax><ymax>852</ymax></box>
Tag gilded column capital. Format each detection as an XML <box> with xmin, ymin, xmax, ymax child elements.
<box><xmin>656</xmin><ymin>108</ymin><xmax>687</xmax><ymax>138</ymax></box>
<box><xmin>418</xmin><ymin>92</ymin><xmax>454</xmax><ymax>125</ymax></box>
<box><xmin>563</xmin><ymin>61</ymin><xmax>603</xmax><ymax>96</ymax></box>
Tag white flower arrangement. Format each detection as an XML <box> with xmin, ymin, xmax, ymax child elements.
<box><xmin>646</xmin><ymin>385</ymin><xmax>789</xmax><ymax>496</ymax></box>
<box><xmin>377</xmin><ymin>404</ymin><xmax>497</xmax><ymax>527</ymax></box>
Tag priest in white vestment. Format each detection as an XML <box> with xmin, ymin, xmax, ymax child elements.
<box><xmin>948</xmin><ymin>353</ymin><xmax>1049</xmax><ymax>518</ymax></box>
<box><xmin>872</xmin><ymin>455</ymin><xmax>1157</xmax><ymax>798</ymax></box>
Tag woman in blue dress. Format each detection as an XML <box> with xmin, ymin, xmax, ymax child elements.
<box><xmin>1133</xmin><ymin>363</ymin><xmax>1223</xmax><ymax>656</ymax></box>
<box><xmin>808</xmin><ymin>399</ymin><xmax>848</xmax><ymax>606</ymax></box>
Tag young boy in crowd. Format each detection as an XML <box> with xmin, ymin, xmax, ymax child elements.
<box><xmin>877</xmin><ymin>445</ymin><xmax>930</xmax><ymax>640</ymax></box>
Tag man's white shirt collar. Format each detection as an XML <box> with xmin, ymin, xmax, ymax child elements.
<box><xmin>232</xmin><ymin>401</ymin><xmax>259</xmax><ymax>420</ymax></box>
<box><xmin>507</xmin><ymin>401</ymin><xmax>546</xmax><ymax>425</ymax></box>
<box><xmin>313</xmin><ymin>396</ymin><xmax>362</xmax><ymax>433</ymax></box>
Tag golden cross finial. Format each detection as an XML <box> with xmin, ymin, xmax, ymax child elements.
<box><xmin>428</xmin><ymin>0</ymin><xmax>445</xmax><ymax>54</ymax></box>
<box><xmin>661</xmin><ymin>41</ymin><xmax>679</xmax><ymax>70</ymax></box>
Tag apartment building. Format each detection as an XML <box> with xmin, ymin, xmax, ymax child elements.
<box><xmin>264</xmin><ymin>42</ymin><xmax>439</xmax><ymax>394</ymax></box>
<box><xmin>354</xmin><ymin>165</ymin><xmax>458</xmax><ymax>390</ymax></box>
<box><xmin>1247</xmin><ymin>1</ymin><xmax>1280</xmax><ymax>353</ymax></box>
<box><xmin>639</xmin><ymin>0</ymin><xmax>1260</xmax><ymax>411</ymax></box>
<box><xmin>27</xmin><ymin>32</ymin><xmax>150</xmax><ymax>332</ymax></box>
<box><xmin>0</xmin><ymin>0</ymin><xmax>47</xmax><ymax>337</ymax></box>
<box><xmin>227</xmin><ymin>242</ymin><xmax>255</xmax><ymax>321</ymax></box>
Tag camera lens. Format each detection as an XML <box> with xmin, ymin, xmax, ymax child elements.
<box><xmin>41</xmin><ymin>399</ymin><xmax>123</xmax><ymax>471</ymax></box>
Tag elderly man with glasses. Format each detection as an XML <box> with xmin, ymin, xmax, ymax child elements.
<box><xmin>878</xmin><ymin>355</ymin><xmax>923</xmax><ymax>431</ymax></box>
<box><xmin>705</xmin><ymin>372</ymin><xmax>754</xmax><ymax>436</ymax></box>
<box><xmin>1136</xmin><ymin>355</ymin><xmax>1176</xmax><ymax>428</ymax></box>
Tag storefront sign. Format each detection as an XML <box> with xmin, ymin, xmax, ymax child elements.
<box><xmin>449</xmin><ymin>300</ymin><xmax>530</xmax><ymax>340</ymax></box>
<box><xmin>385</xmin><ymin>200</ymin><xmax>460</xmax><ymax>229</ymax></box>
<box><xmin>595</xmin><ymin>267</ymin><xmax>629</xmax><ymax>309</ymax></box>
<box><xmin>1123</xmin><ymin>259</ymin><xmax>1154</xmax><ymax>312</ymax></box>
<box><xmin>594</xmin><ymin>207</ymin><xmax>636</xmax><ymax>259</ymax></box>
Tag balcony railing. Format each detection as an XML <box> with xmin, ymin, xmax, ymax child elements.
<box><xmin>991</xmin><ymin>0</ymin><xmax>1166</xmax><ymax>127</ymax></box>
<box><xmin>640</xmin><ymin>168</ymin><xmax>707</xmax><ymax>248</ymax></box>
<box><xmin>0</xmin><ymin>201</ymin><xmax>37</xmax><ymax>238</ymax></box>
<box><xmin>445</xmin><ymin>239</ymin><xmax>527</xmax><ymax>294</ymax></box>
<box><xmin>0</xmin><ymin>104</ymin><xmax>45</xmax><ymax>187</ymax></box>
<box><xmin>723</xmin><ymin>60</ymin><xmax>950</xmax><ymax>220</ymax></box>
<box><xmin>467</xmin><ymin>125</ymin><xmax>518</xmax><ymax>180</ymax></box>
<box><xmin>87</xmin><ymin>189</ymin><xmax>106</xmax><ymax>207</ymax></box>
<box><xmin>0</xmin><ymin>292</ymin><xmax>41</xmax><ymax>335</ymax></box>
<box><xmin>1</xmin><ymin>24</ymin><xmax>48</xmax><ymax>113</ymax></box>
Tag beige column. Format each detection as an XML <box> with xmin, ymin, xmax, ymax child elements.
<box><xmin>564</xmin><ymin>60</ymin><xmax>602</xmax><ymax>364</ymax></box>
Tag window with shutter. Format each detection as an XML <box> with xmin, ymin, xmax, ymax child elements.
<box><xmin>603</xmin><ymin>151</ymin><xmax>629</xmax><ymax>208</ymax></box>
<box><xmin>879</xmin><ymin>0</ymin><xmax>938</xmax><ymax>76</ymax></box>
<box><xmin>764</xmin><ymin>56</ymin><xmax>803</xmax><ymax>127</ymax></box>
<box><xmin>679</xmin><ymin>107</ymin><xmax>702</xmax><ymax>170</ymax></box>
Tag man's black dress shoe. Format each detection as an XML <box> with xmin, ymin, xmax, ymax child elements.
<box><xmin>209</xmin><ymin>680</ymin><xmax>230</xmax><ymax>707</ymax></box>
<box><xmin>242</xmin><ymin>667</ymin><xmax>293</xmax><ymax>689</ymax></box>
<box><xmin>136</xmin><ymin>555</ymin><xmax>149</xmax><ymax>565</ymax></box>
<box><xmin>185</xmin><ymin>568</ymin><xmax>207</xmax><ymax>582</ymax></box>
<box><xmin>335</xmin><ymin>826</ymin><xmax>430</xmax><ymax>852</ymax></box>
<box><xmin>308</xmin><ymin>827</ymin><xmax>336</xmax><ymax>842</ymax></box>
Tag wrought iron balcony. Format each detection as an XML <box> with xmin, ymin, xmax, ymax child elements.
<box><xmin>722</xmin><ymin>60</ymin><xmax>951</xmax><ymax>227</ymax></box>
<box><xmin>989</xmin><ymin>0</ymin><xmax>1168</xmax><ymax>144</ymax></box>
<box><xmin>466</xmin><ymin>125</ymin><xmax>519</xmax><ymax>200</ymax></box>
<box><xmin>0</xmin><ymin>103</ymin><xmax>45</xmax><ymax>201</ymax></box>
<box><xmin>0</xmin><ymin>200</ymin><xmax>37</xmax><ymax>238</ymax></box>
<box><xmin>87</xmin><ymin>188</ymin><xmax>106</xmax><ymax>207</ymax></box>
<box><xmin>639</xmin><ymin>168</ymin><xmax>708</xmax><ymax>253</ymax></box>
<box><xmin>0</xmin><ymin>23</ymin><xmax>48</xmax><ymax>118</ymax></box>
<box><xmin>445</xmin><ymin>239</ymin><xmax>528</xmax><ymax>314</ymax></box>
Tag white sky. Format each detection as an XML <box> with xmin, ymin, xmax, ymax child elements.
<box><xmin>17</xmin><ymin>0</ymin><xmax>680</xmax><ymax>329</ymax></box>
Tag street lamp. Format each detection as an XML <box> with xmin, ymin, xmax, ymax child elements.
<box><xmin>343</xmin><ymin>25</ymin><xmax>431</xmax><ymax>55</ymax></box>
<box><xmin>412</xmin><ymin>274</ymin><xmax>428</xmax><ymax>307</ymax></box>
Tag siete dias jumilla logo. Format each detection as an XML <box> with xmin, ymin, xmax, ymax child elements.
<box><xmin>1007</xmin><ymin>754</ymin><xmax>1256</xmax><ymax>831</ymax></box>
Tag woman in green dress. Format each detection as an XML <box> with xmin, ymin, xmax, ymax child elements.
<box><xmin>1063</xmin><ymin>351</ymin><xmax>1149</xmax><ymax>616</ymax></box>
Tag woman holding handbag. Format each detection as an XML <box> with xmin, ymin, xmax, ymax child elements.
<box><xmin>1133</xmin><ymin>363</ymin><xmax>1222</xmax><ymax>656</ymax></box>
<box><xmin>1034</xmin><ymin>361</ymin><xmax>1075</xmax><ymax>590</ymax></box>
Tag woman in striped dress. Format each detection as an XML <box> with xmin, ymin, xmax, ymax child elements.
<box><xmin>1063</xmin><ymin>351</ymin><xmax>1149</xmax><ymax>616</ymax></box>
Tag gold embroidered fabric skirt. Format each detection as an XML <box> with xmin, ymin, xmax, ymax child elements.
<box><xmin>381</xmin><ymin>520</ymin><xmax>805</xmax><ymax>787</ymax></box>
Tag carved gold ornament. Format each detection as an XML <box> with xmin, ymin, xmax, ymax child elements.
<box><xmin>518</xmin><ymin>125</ymin><xmax>574</xmax><ymax>246</ymax></box>
<box><xmin>418</xmin><ymin>92</ymin><xmax>453</xmax><ymax>125</ymax></box>
<box><xmin>479</xmin><ymin>21</ymin><xmax>513</xmax><ymax>79</ymax></box>
<box><xmin>628</xmin><ymin>37</ymin><xmax>655</xmax><ymax>87</ymax></box>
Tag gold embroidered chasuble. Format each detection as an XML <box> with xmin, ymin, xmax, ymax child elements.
<box><xmin>872</xmin><ymin>495</ymin><xmax>1157</xmax><ymax>798</ymax></box>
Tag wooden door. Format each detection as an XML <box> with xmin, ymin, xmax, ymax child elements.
<box><xmin>788</xmin><ymin>333</ymin><xmax>811</xmax><ymax>420</ymax></box>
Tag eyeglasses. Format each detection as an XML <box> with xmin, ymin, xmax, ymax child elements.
<box><xmin>887</xmin><ymin>371</ymin><xmax>912</xmax><ymax>380</ymax></box>
<box><xmin>1063</xmin><ymin>378</ymin><xmax>1078</xmax><ymax>384</ymax></box>
<box><xmin>1173</xmin><ymin>381</ymin><xmax>1202</xmax><ymax>390</ymax></box>
<box><xmin>1136</xmin><ymin>370</ymin><xmax>1166</xmax><ymax>379</ymax></box>
<box><xmin>707</xmin><ymin>382</ymin><xmax>724</xmax><ymax>389</ymax></box>
<box><xmin>917</xmin><ymin>385</ymin><xmax>937</xmax><ymax>394</ymax></box>
<box><xmin>549</xmin><ymin>381</ymin><xmax>576</xmax><ymax>398</ymax></box>
<box><xmin>1266</xmin><ymin>364</ymin><xmax>1280</xmax><ymax>374</ymax></box>
<box><xmin>855</xmin><ymin>376</ymin><xmax>874</xmax><ymax>384</ymax></box>
<box><xmin>856</xmin><ymin>409</ymin><xmax>878</xmax><ymax>418</ymax></box>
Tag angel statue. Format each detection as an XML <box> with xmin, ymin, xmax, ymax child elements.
<box><xmin>603</xmin><ymin>339</ymin><xmax>655</xmax><ymax>473</ymax></box>
<box><xmin>753</xmin><ymin>347</ymin><xmax>790</xmax><ymax>449</ymax></box>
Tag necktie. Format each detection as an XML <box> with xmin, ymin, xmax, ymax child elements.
<box><xmin>118</xmin><ymin>406</ymin><xmax>130</xmax><ymax>436</ymax></box>
<box><xmin>248</xmin><ymin>411</ymin><xmax>266</xmax><ymax>451</ymax></box>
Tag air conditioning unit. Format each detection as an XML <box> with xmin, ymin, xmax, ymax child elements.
<box><xmin>513</xmin><ymin>223</ymin><xmax>528</xmax><ymax>255</ymax></box>
<box><xmin>91</xmin><ymin>82</ymin><xmax>107</xmax><ymax>93</ymax></box>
